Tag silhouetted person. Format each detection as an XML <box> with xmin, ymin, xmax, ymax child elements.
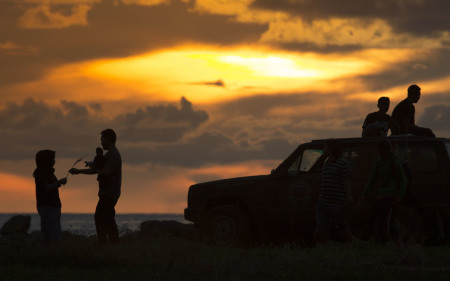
<box><xmin>391</xmin><ymin>84</ymin><xmax>435</xmax><ymax>137</ymax></box>
<box><xmin>70</xmin><ymin>129</ymin><xmax>122</xmax><ymax>244</ymax></box>
<box><xmin>359</xmin><ymin>139</ymin><xmax>407</xmax><ymax>242</ymax></box>
<box><xmin>315</xmin><ymin>139</ymin><xmax>352</xmax><ymax>244</ymax></box>
<box><xmin>362</xmin><ymin>97</ymin><xmax>396</xmax><ymax>137</ymax></box>
<box><xmin>33</xmin><ymin>150</ymin><xmax>67</xmax><ymax>246</ymax></box>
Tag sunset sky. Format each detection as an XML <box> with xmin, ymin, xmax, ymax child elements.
<box><xmin>1</xmin><ymin>0</ymin><xmax>450</xmax><ymax>213</ymax></box>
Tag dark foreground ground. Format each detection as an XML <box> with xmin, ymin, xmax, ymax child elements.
<box><xmin>1</xmin><ymin>231</ymin><xmax>450</xmax><ymax>281</ymax></box>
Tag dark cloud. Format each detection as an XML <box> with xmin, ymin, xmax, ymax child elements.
<box><xmin>0</xmin><ymin>0</ymin><xmax>267</xmax><ymax>86</ymax></box>
<box><xmin>357</xmin><ymin>49</ymin><xmax>450</xmax><ymax>92</ymax></box>
<box><xmin>422</xmin><ymin>92</ymin><xmax>450</xmax><ymax>105</ymax></box>
<box><xmin>0</xmin><ymin>97</ymin><xmax>209</xmax><ymax>161</ymax></box>
<box><xmin>89</xmin><ymin>102</ymin><xmax>102</xmax><ymax>112</ymax></box>
<box><xmin>419</xmin><ymin>104</ymin><xmax>450</xmax><ymax>132</ymax></box>
<box><xmin>116</xmin><ymin>97</ymin><xmax>209</xmax><ymax>143</ymax></box>
<box><xmin>117</xmin><ymin>97</ymin><xmax>207</xmax><ymax>128</ymax></box>
<box><xmin>269</xmin><ymin>41</ymin><xmax>363</xmax><ymax>54</ymax></box>
<box><xmin>211</xmin><ymin>92</ymin><xmax>390</xmax><ymax>140</ymax></box>
<box><xmin>2</xmin><ymin>93</ymin><xmax>448</xmax><ymax>169</ymax></box>
<box><xmin>252</xmin><ymin>0</ymin><xmax>450</xmax><ymax>36</ymax></box>
<box><xmin>0</xmin><ymin>94</ymin><xmax>351</xmax><ymax>168</ymax></box>
<box><xmin>215</xmin><ymin>92</ymin><xmax>362</xmax><ymax>120</ymax></box>
<box><xmin>123</xmin><ymin>131</ymin><xmax>297</xmax><ymax>168</ymax></box>
<box><xmin>190</xmin><ymin>79</ymin><xmax>225</xmax><ymax>87</ymax></box>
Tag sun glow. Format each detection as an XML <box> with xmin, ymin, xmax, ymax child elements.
<box><xmin>6</xmin><ymin>46</ymin><xmax>424</xmax><ymax>105</ymax></box>
<box><xmin>79</xmin><ymin>46</ymin><xmax>388</xmax><ymax>103</ymax></box>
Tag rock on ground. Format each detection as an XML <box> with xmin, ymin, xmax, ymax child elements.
<box><xmin>1</xmin><ymin>215</ymin><xmax>31</xmax><ymax>238</ymax></box>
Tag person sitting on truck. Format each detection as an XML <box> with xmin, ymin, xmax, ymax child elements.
<box><xmin>391</xmin><ymin>84</ymin><xmax>435</xmax><ymax>137</ymax></box>
<box><xmin>359</xmin><ymin>139</ymin><xmax>407</xmax><ymax>242</ymax></box>
<box><xmin>315</xmin><ymin>139</ymin><xmax>352</xmax><ymax>244</ymax></box>
<box><xmin>362</xmin><ymin>97</ymin><xmax>395</xmax><ymax>137</ymax></box>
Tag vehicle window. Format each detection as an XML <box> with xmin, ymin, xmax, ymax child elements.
<box><xmin>408</xmin><ymin>145</ymin><xmax>438</xmax><ymax>173</ymax></box>
<box><xmin>341</xmin><ymin>145</ymin><xmax>379</xmax><ymax>175</ymax></box>
<box><xmin>287</xmin><ymin>148</ymin><xmax>323</xmax><ymax>175</ymax></box>
<box><xmin>300</xmin><ymin>149</ymin><xmax>324</xmax><ymax>172</ymax></box>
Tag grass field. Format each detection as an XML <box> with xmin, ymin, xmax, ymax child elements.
<box><xmin>1</xmin><ymin>232</ymin><xmax>450</xmax><ymax>281</ymax></box>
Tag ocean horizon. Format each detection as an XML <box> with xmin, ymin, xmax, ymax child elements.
<box><xmin>0</xmin><ymin>213</ymin><xmax>189</xmax><ymax>236</ymax></box>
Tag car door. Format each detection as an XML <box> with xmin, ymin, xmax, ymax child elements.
<box><xmin>264</xmin><ymin>145</ymin><xmax>324</xmax><ymax>238</ymax></box>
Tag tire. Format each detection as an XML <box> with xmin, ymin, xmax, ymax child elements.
<box><xmin>201</xmin><ymin>205</ymin><xmax>249</xmax><ymax>246</ymax></box>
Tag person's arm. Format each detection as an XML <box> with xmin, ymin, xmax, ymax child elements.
<box><xmin>393</xmin><ymin>159</ymin><xmax>407</xmax><ymax>204</ymax></box>
<box><xmin>45</xmin><ymin>178</ymin><xmax>67</xmax><ymax>190</ymax></box>
<box><xmin>98</xmin><ymin>152</ymin><xmax>119</xmax><ymax>177</ymax></box>
<box><xmin>362</xmin><ymin>114</ymin><xmax>371</xmax><ymax>129</ymax></box>
<box><xmin>69</xmin><ymin>167</ymin><xmax>97</xmax><ymax>175</ymax></box>
<box><xmin>36</xmin><ymin>175</ymin><xmax>67</xmax><ymax>191</ymax></box>
<box><xmin>362</xmin><ymin>114</ymin><xmax>372</xmax><ymax>137</ymax></box>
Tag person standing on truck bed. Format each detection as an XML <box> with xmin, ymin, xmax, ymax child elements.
<box><xmin>315</xmin><ymin>139</ymin><xmax>353</xmax><ymax>244</ymax></box>
<box><xmin>391</xmin><ymin>84</ymin><xmax>435</xmax><ymax>137</ymax></box>
<box><xmin>359</xmin><ymin>139</ymin><xmax>407</xmax><ymax>243</ymax></box>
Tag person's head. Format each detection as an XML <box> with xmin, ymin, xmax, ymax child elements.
<box><xmin>35</xmin><ymin>150</ymin><xmax>56</xmax><ymax>171</ymax></box>
<box><xmin>377</xmin><ymin>97</ymin><xmax>391</xmax><ymax>113</ymax></box>
<box><xmin>377</xmin><ymin>97</ymin><xmax>390</xmax><ymax>113</ymax></box>
<box><xmin>324</xmin><ymin>139</ymin><xmax>341</xmax><ymax>159</ymax></box>
<box><xmin>101</xmin><ymin>129</ymin><xmax>117</xmax><ymax>150</ymax></box>
<box><xmin>407</xmin><ymin>84</ymin><xmax>421</xmax><ymax>103</ymax></box>
<box><xmin>377</xmin><ymin>139</ymin><xmax>393</xmax><ymax>160</ymax></box>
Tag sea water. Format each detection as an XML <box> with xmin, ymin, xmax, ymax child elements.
<box><xmin>0</xmin><ymin>213</ymin><xmax>188</xmax><ymax>236</ymax></box>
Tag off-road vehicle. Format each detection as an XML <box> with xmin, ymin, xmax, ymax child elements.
<box><xmin>184</xmin><ymin>136</ymin><xmax>450</xmax><ymax>245</ymax></box>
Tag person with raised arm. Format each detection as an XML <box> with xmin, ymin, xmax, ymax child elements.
<box><xmin>70</xmin><ymin>129</ymin><xmax>122</xmax><ymax>244</ymax></box>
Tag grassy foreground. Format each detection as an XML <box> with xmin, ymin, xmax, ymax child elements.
<box><xmin>1</xmin><ymin>232</ymin><xmax>450</xmax><ymax>281</ymax></box>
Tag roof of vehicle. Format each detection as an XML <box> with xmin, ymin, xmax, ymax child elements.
<box><xmin>310</xmin><ymin>135</ymin><xmax>450</xmax><ymax>144</ymax></box>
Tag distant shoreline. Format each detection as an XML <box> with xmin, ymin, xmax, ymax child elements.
<box><xmin>0</xmin><ymin>213</ymin><xmax>189</xmax><ymax>235</ymax></box>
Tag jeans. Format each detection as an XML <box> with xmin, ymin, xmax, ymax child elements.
<box><xmin>95</xmin><ymin>196</ymin><xmax>119</xmax><ymax>244</ymax></box>
<box><xmin>315</xmin><ymin>202</ymin><xmax>349</xmax><ymax>243</ymax></box>
<box><xmin>37</xmin><ymin>205</ymin><xmax>61</xmax><ymax>246</ymax></box>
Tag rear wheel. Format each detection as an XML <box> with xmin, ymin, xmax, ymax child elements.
<box><xmin>202</xmin><ymin>205</ymin><xmax>249</xmax><ymax>246</ymax></box>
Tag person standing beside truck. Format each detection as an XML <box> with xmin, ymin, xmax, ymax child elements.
<box><xmin>360</xmin><ymin>139</ymin><xmax>407</xmax><ymax>242</ymax></box>
<box><xmin>315</xmin><ymin>139</ymin><xmax>352</xmax><ymax>244</ymax></box>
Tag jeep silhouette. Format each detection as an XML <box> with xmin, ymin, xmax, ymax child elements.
<box><xmin>184</xmin><ymin>136</ymin><xmax>450</xmax><ymax>245</ymax></box>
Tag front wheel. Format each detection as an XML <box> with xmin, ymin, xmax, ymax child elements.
<box><xmin>201</xmin><ymin>205</ymin><xmax>249</xmax><ymax>246</ymax></box>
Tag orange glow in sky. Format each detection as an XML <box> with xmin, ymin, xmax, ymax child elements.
<box><xmin>2</xmin><ymin>0</ymin><xmax>450</xmax><ymax>215</ymax></box>
<box><xmin>44</xmin><ymin>46</ymin><xmax>421</xmax><ymax>104</ymax></box>
<box><xmin>2</xmin><ymin>45</ymin><xmax>427</xmax><ymax>108</ymax></box>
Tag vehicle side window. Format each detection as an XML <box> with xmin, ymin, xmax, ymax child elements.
<box><xmin>341</xmin><ymin>145</ymin><xmax>378</xmax><ymax>175</ymax></box>
<box><xmin>287</xmin><ymin>148</ymin><xmax>323</xmax><ymax>176</ymax></box>
<box><xmin>408</xmin><ymin>145</ymin><xmax>438</xmax><ymax>174</ymax></box>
